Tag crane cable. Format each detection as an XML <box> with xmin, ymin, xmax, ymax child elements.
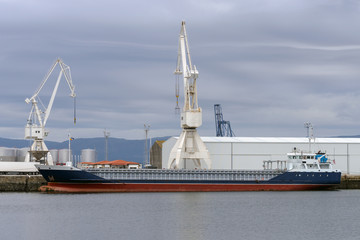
<box><xmin>74</xmin><ymin>96</ymin><xmax>76</xmax><ymax>125</ymax></box>
<box><xmin>175</xmin><ymin>75</ymin><xmax>180</xmax><ymax>115</ymax></box>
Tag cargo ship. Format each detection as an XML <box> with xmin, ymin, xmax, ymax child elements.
<box><xmin>36</xmin><ymin>149</ymin><xmax>341</xmax><ymax>193</ymax></box>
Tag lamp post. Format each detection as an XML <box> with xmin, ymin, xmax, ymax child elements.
<box><xmin>67</xmin><ymin>131</ymin><xmax>73</xmax><ymax>166</ymax></box>
<box><xmin>144</xmin><ymin>124</ymin><xmax>150</xmax><ymax>167</ymax></box>
<box><xmin>104</xmin><ymin>129</ymin><xmax>110</xmax><ymax>161</ymax></box>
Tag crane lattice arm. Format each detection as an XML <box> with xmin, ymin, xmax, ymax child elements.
<box><xmin>175</xmin><ymin>21</ymin><xmax>202</xmax><ymax>129</ymax></box>
<box><xmin>25</xmin><ymin>58</ymin><xmax>76</xmax><ymax>140</ymax></box>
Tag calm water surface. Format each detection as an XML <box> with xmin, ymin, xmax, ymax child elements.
<box><xmin>0</xmin><ymin>190</ymin><xmax>359</xmax><ymax>240</ymax></box>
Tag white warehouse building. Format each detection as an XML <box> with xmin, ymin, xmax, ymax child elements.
<box><xmin>162</xmin><ymin>137</ymin><xmax>360</xmax><ymax>174</ymax></box>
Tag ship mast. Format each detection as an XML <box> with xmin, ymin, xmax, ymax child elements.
<box><xmin>304</xmin><ymin>122</ymin><xmax>314</xmax><ymax>152</ymax></box>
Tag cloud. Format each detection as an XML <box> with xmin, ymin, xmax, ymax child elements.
<box><xmin>1</xmin><ymin>0</ymin><xmax>360</xmax><ymax>141</ymax></box>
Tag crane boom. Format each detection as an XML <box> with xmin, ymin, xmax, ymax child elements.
<box><xmin>175</xmin><ymin>21</ymin><xmax>201</xmax><ymax>128</ymax></box>
<box><xmin>26</xmin><ymin>61</ymin><xmax>58</xmax><ymax>103</ymax></box>
<box><xmin>25</xmin><ymin>59</ymin><xmax>76</xmax><ymax>128</ymax></box>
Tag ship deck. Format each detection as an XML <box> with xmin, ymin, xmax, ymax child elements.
<box><xmin>86</xmin><ymin>168</ymin><xmax>284</xmax><ymax>182</ymax></box>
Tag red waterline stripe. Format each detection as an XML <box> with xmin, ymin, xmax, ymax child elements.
<box><xmin>40</xmin><ymin>182</ymin><xmax>336</xmax><ymax>193</ymax></box>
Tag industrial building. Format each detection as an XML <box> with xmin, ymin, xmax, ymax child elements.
<box><xmin>162</xmin><ymin>137</ymin><xmax>360</xmax><ymax>174</ymax></box>
<box><xmin>79</xmin><ymin>160</ymin><xmax>140</xmax><ymax>169</ymax></box>
<box><xmin>150</xmin><ymin>140</ymin><xmax>164</xmax><ymax>169</ymax></box>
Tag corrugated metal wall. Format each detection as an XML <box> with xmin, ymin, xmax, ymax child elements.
<box><xmin>162</xmin><ymin>137</ymin><xmax>360</xmax><ymax>174</ymax></box>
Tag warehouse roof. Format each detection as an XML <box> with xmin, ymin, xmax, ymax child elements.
<box><xmin>81</xmin><ymin>160</ymin><xmax>140</xmax><ymax>166</ymax></box>
<box><xmin>200</xmin><ymin>137</ymin><xmax>360</xmax><ymax>144</ymax></box>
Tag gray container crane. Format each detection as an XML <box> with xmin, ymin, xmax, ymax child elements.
<box><xmin>214</xmin><ymin>104</ymin><xmax>235</xmax><ymax>137</ymax></box>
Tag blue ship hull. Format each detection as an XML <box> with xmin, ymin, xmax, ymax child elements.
<box><xmin>36</xmin><ymin>165</ymin><xmax>341</xmax><ymax>192</ymax></box>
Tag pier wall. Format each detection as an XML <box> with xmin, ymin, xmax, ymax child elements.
<box><xmin>0</xmin><ymin>175</ymin><xmax>46</xmax><ymax>192</ymax></box>
<box><xmin>338</xmin><ymin>175</ymin><xmax>360</xmax><ymax>189</ymax></box>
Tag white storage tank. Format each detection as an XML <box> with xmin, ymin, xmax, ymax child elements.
<box><xmin>16</xmin><ymin>148</ymin><xmax>29</xmax><ymax>162</ymax></box>
<box><xmin>81</xmin><ymin>149</ymin><xmax>96</xmax><ymax>163</ymax></box>
<box><xmin>0</xmin><ymin>147</ymin><xmax>17</xmax><ymax>162</ymax></box>
<box><xmin>58</xmin><ymin>149</ymin><xmax>72</xmax><ymax>164</ymax></box>
<box><xmin>49</xmin><ymin>149</ymin><xmax>59</xmax><ymax>164</ymax></box>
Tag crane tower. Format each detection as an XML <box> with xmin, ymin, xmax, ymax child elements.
<box><xmin>168</xmin><ymin>21</ymin><xmax>211</xmax><ymax>169</ymax></box>
<box><xmin>24</xmin><ymin>58</ymin><xmax>76</xmax><ymax>165</ymax></box>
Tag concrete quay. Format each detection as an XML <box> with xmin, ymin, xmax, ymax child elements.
<box><xmin>338</xmin><ymin>175</ymin><xmax>360</xmax><ymax>189</ymax></box>
<box><xmin>0</xmin><ymin>175</ymin><xmax>47</xmax><ymax>192</ymax></box>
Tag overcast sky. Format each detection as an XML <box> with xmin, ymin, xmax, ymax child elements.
<box><xmin>1</xmin><ymin>0</ymin><xmax>360</xmax><ymax>141</ymax></box>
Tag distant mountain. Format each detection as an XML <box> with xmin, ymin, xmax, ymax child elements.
<box><xmin>4</xmin><ymin>134</ymin><xmax>358</xmax><ymax>164</ymax></box>
<box><xmin>0</xmin><ymin>136</ymin><xmax>170</xmax><ymax>164</ymax></box>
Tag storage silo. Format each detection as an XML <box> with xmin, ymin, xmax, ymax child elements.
<box><xmin>0</xmin><ymin>147</ymin><xmax>17</xmax><ymax>162</ymax></box>
<box><xmin>58</xmin><ymin>149</ymin><xmax>72</xmax><ymax>164</ymax></box>
<box><xmin>16</xmin><ymin>148</ymin><xmax>29</xmax><ymax>162</ymax></box>
<box><xmin>81</xmin><ymin>149</ymin><xmax>96</xmax><ymax>163</ymax></box>
<box><xmin>49</xmin><ymin>149</ymin><xmax>59</xmax><ymax>164</ymax></box>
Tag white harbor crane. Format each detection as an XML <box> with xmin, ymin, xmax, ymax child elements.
<box><xmin>24</xmin><ymin>58</ymin><xmax>76</xmax><ymax>165</ymax></box>
<box><xmin>168</xmin><ymin>21</ymin><xmax>211</xmax><ymax>169</ymax></box>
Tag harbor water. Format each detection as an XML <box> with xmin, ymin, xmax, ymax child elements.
<box><xmin>0</xmin><ymin>190</ymin><xmax>359</xmax><ymax>240</ymax></box>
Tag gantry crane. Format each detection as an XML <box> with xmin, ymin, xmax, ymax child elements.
<box><xmin>214</xmin><ymin>104</ymin><xmax>235</xmax><ymax>137</ymax></box>
<box><xmin>168</xmin><ymin>21</ymin><xmax>211</xmax><ymax>169</ymax></box>
<box><xmin>24</xmin><ymin>58</ymin><xmax>76</xmax><ymax>164</ymax></box>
